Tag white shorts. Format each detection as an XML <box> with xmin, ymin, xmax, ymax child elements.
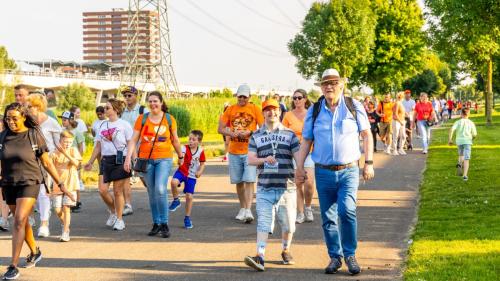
<box><xmin>52</xmin><ymin>192</ymin><xmax>77</xmax><ymax>208</ymax></box>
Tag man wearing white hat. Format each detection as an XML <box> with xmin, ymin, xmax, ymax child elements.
<box><xmin>295</xmin><ymin>69</ymin><xmax>374</xmax><ymax>275</ymax></box>
<box><xmin>219</xmin><ymin>84</ymin><xmax>264</xmax><ymax>223</ymax></box>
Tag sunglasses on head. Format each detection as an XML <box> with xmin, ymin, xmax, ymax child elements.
<box><xmin>293</xmin><ymin>96</ymin><xmax>304</xmax><ymax>101</ymax></box>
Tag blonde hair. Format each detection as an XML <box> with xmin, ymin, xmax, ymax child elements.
<box><xmin>396</xmin><ymin>91</ymin><xmax>404</xmax><ymax>100</ymax></box>
<box><xmin>60</xmin><ymin>130</ymin><xmax>75</xmax><ymax>140</ymax></box>
<box><xmin>27</xmin><ymin>93</ymin><xmax>48</xmax><ymax>112</ymax></box>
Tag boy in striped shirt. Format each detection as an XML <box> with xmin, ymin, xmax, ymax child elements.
<box><xmin>244</xmin><ymin>99</ymin><xmax>301</xmax><ymax>271</ymax></box>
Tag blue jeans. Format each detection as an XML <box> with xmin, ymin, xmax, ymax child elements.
<box><xmin>144</xmin><ymin>158</ymin><xmax>173</xmax><ymax>224</ymax></box>
<box><xmin>417</xmin><ymin>120</ymin><xmax>431</xmax><ymax>151</ymax></box>
<box><xmin>315</xmin><ymin>166</ymin><xmax>359</xmax><ymax>258</ymax></box>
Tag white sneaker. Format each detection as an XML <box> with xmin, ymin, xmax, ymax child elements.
<box><xmin>37</xmin><ymin>226</ymin><xmax>50</xmax><ymax>238</ymax></box>
<box><xmin>244</xmin><ymin>209</ymin><xmax>254</xmax><ymax>223</ymax></box>
<box><xmin>113</xmin><ymin>219</ymin><xmax>125</xmax><ymax>231</ymax></box>
<box><xmin>106</xmin><ymin>213</ymin><xmax>118</xmax><ymax>227</ymax></box>
<box><xmin>60</xmin><ymin>231</ymin><xmax>70</xmax><ymax>242</ymax></box>
<box><xmin>422</xmin><ymin>149</ymin><xmax>428</xmax><ymax>154</ymax></box>
<box><xmin>0</xmin><ymin>218</ymin><xmax>9</xmax><ymax>231</ymax></box>
<box><xmin>235</xmin><ymin>208</ymin><xmax>246</xmax><ymax>221</ymax></box>
<box><xmin>305</xmin><ymin>207</ymin><xmax>314</xmax><ymax>222</ymax></box>
<box><xmin>391</xmin><ymin>150</ymin><xmax>399</xmax><ymax>156</ymax></box>
<box><xmin>384</xmin><ymin>147</ymin><xmax>391</xmax><ymax>154</ymax></box>
<box><xmin>296</xmin><ymin>213</ymin><xmax>305</xmax><ymax>224</ymax></box>
<box><xmin>123</xmin><ymin>204</ymin><xmax>134</xmax><ymax>216</ymax></box>
<box><xmin>398</xmin><ymin>149</ymin><xmax>406</xmax><ymax>155</ymax></box>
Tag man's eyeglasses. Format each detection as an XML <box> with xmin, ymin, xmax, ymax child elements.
<box><xmin>124</xmin><ymin>94</ymin><xmax>134</xmax><ymax>98</ymax></box>
<box><xmin>293</xmin><ymin>96</ymin><xmax>304</xmax><ymax>101</ymax></box>
<box><xmin>237</xmin><ymin>96</ymin><xmax>248</xmax><ymax>99</ymax></box>
<box><xmin>321</xmin><ymin>80</ymin><xmax>340</xmax><ymax>87</ymax></box>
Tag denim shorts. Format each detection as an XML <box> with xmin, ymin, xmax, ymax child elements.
<box><xmin>172</xmin><ymin>170</ymin><xmax>197</xmax><ymax>194</ymax></box>
<box><xmin>52</xmin><ymin>191</ymin><xmax>77</xmax><ymax>208</ymax></box>
<box><xmin>256</xmin><ymin>187</ymin><xmax>297</xmax><ymax>234</ymax></box>
<box><xmin>228</xmin><ymin>153</ymin><xmax>257</xmax><ymax>184</ymax></box>
<box><xmin>458</xmin><ymin>144</ymin><xmax>472</xmax><ymax>160</ymax></box>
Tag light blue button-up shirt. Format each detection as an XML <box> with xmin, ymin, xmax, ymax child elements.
<box><xmin>302</xmin><ymin>95</ymin><xmax>370</xmax><ymax>165</ymax></box>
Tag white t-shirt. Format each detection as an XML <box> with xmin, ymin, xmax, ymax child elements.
<box><xmin>95</xmin><ymin>119</ymin><xmax>133</xmax><ymax>156</ymax></box>
<box><xmin>402</xmin><ymin>99</ymin><xmax>416</xmax><ymax>120</ymax></box>
<box><xmin>40</xmin><ymin>117</ymin><xmax>63</xmax><ymax>153</ymax></box>
<box><xmin>76</xmin><ymin>119</ymin><xmax>88</xmax><ymax>133</ymax></box>
<box><xmin>91</xmin><ymin>119</ymin><xmax>107</xmax><ymax>138</ymax></box>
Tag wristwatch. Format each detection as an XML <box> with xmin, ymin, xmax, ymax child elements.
<box><xmin>364</xmin><ymin>160</ymin><xmax>373</xmax><ymax>165</ymax></box>
<box><xmin>58</xmin><ymin>182</ymin><xmax>65</xmax><ymax>188</ymax></box>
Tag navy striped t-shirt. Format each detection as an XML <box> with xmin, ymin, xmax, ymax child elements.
<box><xmin>248</xmin><ymin>124</ymin><xmax>300</xmax><ymax>189</ymax></box>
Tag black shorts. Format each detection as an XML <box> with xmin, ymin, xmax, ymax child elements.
<box><xmin>101</xmin><ymin>156</ymin><xmax>132</xmax><ymax>183</ymax></box>
<box><xmin>1</xmin><ymin>184</ymin><xmax>40</xmax><ymax>205</ymax></box>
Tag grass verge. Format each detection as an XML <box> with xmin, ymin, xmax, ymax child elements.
<box><xmin>404</xmin><ymin>108</ymin><xmax>500</xmax><ymax>281</ymax></box>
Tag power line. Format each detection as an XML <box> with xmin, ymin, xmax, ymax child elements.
<box><xmin>270</xmin><ymin>0</ymin><xmax>301</xmax><ymax>28</ymax></box>
<box><xmin>185</xmin><ymin>0</ymin><xmax>288</xmax><ymax>57</ymax></box>
<box><xmin>234</xmin><ymin>0</ymin><xmax>296</xmax><ymax>29</ymax></box>
<box><xmin>169</xmin><ymin>4</ymin><xmax>288</xmax><ymax>58</ymax></box>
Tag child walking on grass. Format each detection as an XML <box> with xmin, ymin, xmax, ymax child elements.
<box><xmin>449</xmin><ymin>108</ymin><xmax>477</xmax><ymax>181</ymax></box>
<box><xmin>51</xmin><ymin>131</ymin><xmax>82</xmax><ymax>241</ymax></box>
<box><xmin>168</xmin><ymin>130</ymin><xmax>206</xmax><ymax>229</ymax></box>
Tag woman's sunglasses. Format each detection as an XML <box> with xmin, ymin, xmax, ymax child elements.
<box><xmin>293</xmin><ymin>96</ymin><xmax>304</xmax><ymax>101</ymax></box>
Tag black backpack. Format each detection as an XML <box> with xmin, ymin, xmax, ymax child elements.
<box><xmin>311</xmin><ymin>95</ymin><xmax>357</xmax><ymax>140</ymax></box>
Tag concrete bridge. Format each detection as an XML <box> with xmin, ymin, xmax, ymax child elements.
<box><xmin>0</xmin><ymin>69</ymin><xmax>293</xmax><ymax>105</ymax></box>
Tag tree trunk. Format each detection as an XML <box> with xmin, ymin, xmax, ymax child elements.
<box><xmin>486</xmin><ymin>59</ymin><xmax>493</xmax><ymax>125</ymax></box>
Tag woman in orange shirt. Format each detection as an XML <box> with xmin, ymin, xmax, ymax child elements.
<box><xmin>282</xmin><ymin>89</ymin><xmax>315</xmax><ymax>224</ymax></box>
<box><xmin>125</xmin><ymin>91</ymin><xmax>183</xmax><ymax>238</ymax></box>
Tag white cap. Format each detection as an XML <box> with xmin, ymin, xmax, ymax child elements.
<box><xmin>236</xmin><ymin>84</ymin><xmax>251</xmax><ymax>97</ymax></box>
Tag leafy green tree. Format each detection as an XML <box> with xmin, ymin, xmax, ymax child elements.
<box><xmin>425</xmin><ymin>0</ymin><xmax>499</xmax><ymax>124</ymax></box>
<box><xmin>209</xmin><ymin>88</ymin><xmax>233</xmax><ymax>98</ymax></box>
<box><xmin>402</xmin><ymin>51</ymin><xmax>452</xmax><ymax>96</ymax></box>
<box><xmin>365</xmin><ymin>0</ymin><xmax>426</xmax><ymax>94</ymax></box>
<box><xmin>57</xmin><ymin>83</ymin><xmax>96</xmax><ymax>111</ymax></box>
<box><xmin>0</xmin><ymin>46</ymin><xmax>17</xmax><ymax>71</ymax></box>
<box><xmin>288</xmin><ymin>0</ymin><xmax>377</xmax><ymax>84</ymax></box>
<box><xmin>402</xmin><ymin>69</ymin><xmax>438</xmax><ymax>96</ymax></box>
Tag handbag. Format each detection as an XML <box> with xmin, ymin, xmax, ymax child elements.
<box><xmin>133</xmin><ymin>113</ymin><xmax>164</xmax><ymax>173</ymax></box>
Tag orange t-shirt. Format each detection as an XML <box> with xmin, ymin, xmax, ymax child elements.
<box><xmin>134</xmin><ymin>113</ymin><xmax>177</xmax><ymax>159</ymax></box>
<box><xmin>282</xmin><ymin>111</ymin><xmax>304</xmax><ymax>142</ymax></box>
<box><xmin>221</xmin><ymin>103</ymin><xmax>264</xmax><ymax>155</ymax></box>
<box><xmin>377</xmin><ymin>101</ymin><xmax>394</xmax><ymax>123</ymax></box>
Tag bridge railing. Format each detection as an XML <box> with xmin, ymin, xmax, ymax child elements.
<box><xmin>0</xmin><ymin>69</ymin><xmax>150</xmax><ymax>83</ymax></box>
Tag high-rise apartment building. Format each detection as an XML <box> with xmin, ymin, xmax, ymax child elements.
<box><xmin>83</xmin><ymin>8</ymin><xmax>160</xmax><ymax>65</ymax></box>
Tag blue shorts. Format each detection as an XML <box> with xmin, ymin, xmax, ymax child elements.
<box><xmin>172</xmin><ymin>170</ymin><xmax>197</xmax><ymax>194</ymax></box>
<box><xmin>458</xmin><ymin>144</ymin><xmax>472</xmax><ymax>160</ymax></box>
<box><xmin>228</xmin><ymin>153</ymin><xmax>257</xmax><ymax>184</ymax></box>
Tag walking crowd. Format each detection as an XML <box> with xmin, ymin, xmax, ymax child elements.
<box><xmin>0</xmin><ymin>68</ymin><xmax>477</xmax><ymax>279</ymax></box>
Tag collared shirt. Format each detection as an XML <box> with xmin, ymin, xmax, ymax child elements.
<box><xmin>121</xmin><ymin>103</ymin><xmax>148</xmax><ymax>127</ymax></box>
<box><xmin>248</xmin><ymin>124</ymin><xmax>300</xmax><ymax>189</ymax></box>
<box><xmin>302</xmin><ymin>95</ymin><xmax>370</xmax><ymax>165</ymax></box>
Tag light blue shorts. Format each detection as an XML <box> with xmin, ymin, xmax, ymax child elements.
<box><xmin>228</xmin><ymin>153</ymin><xmax>257</xmax><ymax>184</ymax></box>
<box><xmin>256</xmin><ymin>187</ymin><xmax>297</xmax><ymax>234</ymax></box>
<box><xmin>458</xmin><ymin>144</ymin><xmax>472</xmax><ymax>160</ymax></box>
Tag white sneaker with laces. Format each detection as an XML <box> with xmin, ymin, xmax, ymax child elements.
<box><xmin>113</xmin><ymin>219</ymin><xmax>125</xmax><ymax>231</ymax></box>
<box><xmin>296</xmin><ymin>213</ymin><xmax>305</xmax><ymax>224</ymax></box>
<box><xmin>37</xmin><ymin>226</ymin><xmax>50</xmax><ymax>238</ymax></box>
<box><xmin>305</xmin><ymin>207</ymin><xmax>314</xmax><ymax>222</ymax></box>
<box><xmin>235</xmin><ymin>208</ymin><xmax>246</xmax><ymax>221</ymax></box>
<box><xmin>398</xmin><ymin>149</ymin><xmax>407</xmax><ymax>155</ymax></box>
<box><xmin>60</xmin><ymin>231</ymin><xmax>70</xmax><ymax>242</ymax></box>
<box><xmin>244</xmin><ymin>209</ymin><xmax>254</xmax><ymax>223</ymax></box>
<box><xmin>106</xmin><ymin>213</ymin><xmax>118</xmax><ymax>227</ymax></box>
<box><xmin>0</xmin><ymin>218</ymin><xmax>9</xmax><ymax>231</ymax></box>
<box><xmin>391</xmin><ymin>150</ymin><xmax>399</xmax><ymax>156</ymax></box>
<box><xmin>384</xmin><ymin>147</ymin><xmax>391</xmax><ymax>154</ymax></box>
<box><xmin>123</xmin><ymin>204</ymin><xmax>134</xmax><ymax>216</ymax></box>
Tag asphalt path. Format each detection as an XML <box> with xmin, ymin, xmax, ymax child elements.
<box><xmin>0</xmin><ymin>143</ymin><xmax>426</xmax><ymax>281</ymax></box>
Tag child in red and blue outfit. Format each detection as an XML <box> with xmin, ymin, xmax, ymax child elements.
<box><xmin>169</xmin><ymin>130</ymin><xmax>206</xmax><ymax>228</ymax></box>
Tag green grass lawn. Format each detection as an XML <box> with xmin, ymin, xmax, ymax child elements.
<box><xmin>404</xmin><ymin>108</ymin><xmax>500</xmax><ymax>280</ymax></box>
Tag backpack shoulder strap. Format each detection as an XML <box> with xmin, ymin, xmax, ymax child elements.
<box><xmin>165</xmin><ymin>113</ymin><xmax>174</xmax><ymax>142</ymax></box>
<box><xmin>140</xmin><ymin>112</ymin><xmax>149</xmax><ymax>130</ymax></box>
<box><xmin>28</xmin><ymin>128</ymin><xmax>39</xmax><ymax>152</ymax></box>
<box><xmin>310</xmin><ymin>96</ymin><xmax>326</xmax><ymax>141</ymax></box>
<box><xmin>0</xmin><ymin>130</ymin><xmax>7</xmax><ymax>151</ymax></box>
<box><xmin>139</xmin><ymin>105</ymin><xmax>145</xmax><ymax>115</ymax></box>
<box><xmin>344</xmin><ymin>96</ymin><xmax>357</xmax><ymax>121</ymax></box>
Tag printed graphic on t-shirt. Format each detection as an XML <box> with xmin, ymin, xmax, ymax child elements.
<box><xmin>142</xmin><ymin>124</ymin><xmax>168</xmax><ymax>143</ymax></box>
<box><xmin>230</xmin><ymin>112</ymin><xmax>254</xmax><ymax>143</ymax></box>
